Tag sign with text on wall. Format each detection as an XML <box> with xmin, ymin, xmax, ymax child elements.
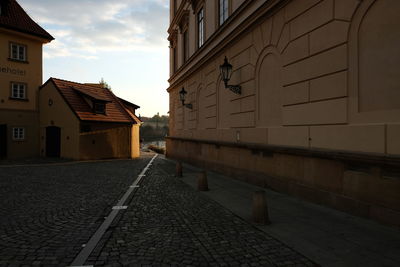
<box><xmin>0</xmin><ymin>66</ymin><xmax>26</xmax><ymax>76</ymax></box>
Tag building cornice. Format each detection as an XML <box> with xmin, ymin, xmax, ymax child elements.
<box><xmin>167</xmin><ymin>0</ymin><xmax>289</xmax><ymax>92</ymax></box>
<box><xmin>0</xmin><ymin>27</ymin><xmax>52</xmax><ymax>43</ymax></box>
<box><xmin>168</xmin><ymin>1</ymin><xmax>189</xmax><ymax>35</ymax></box>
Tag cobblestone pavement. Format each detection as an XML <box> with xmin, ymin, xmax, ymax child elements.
<box><xmin>0</xmin><ymin>154</ymin><xmax>153</xmax><ymax>266</ymax></box>
<box><xmin>86</xmin><ymin>157</ymin><xmax>316</xmax><ymax>266</ymax></box>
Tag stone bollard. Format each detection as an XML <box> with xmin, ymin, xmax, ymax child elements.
<box><xmin>176</xmin><ymin>161</ymin><xmax>183</xmax><ymax>177</ymax></box>
<box><xmin>252</xmin><ymin>190</ymin><xmax>270</xmax><ymax>224</ymax></box>
<box><xmin>197</xmin><ymin>171</ymin><xmax>209</xmax><ymax>191</ymax></box>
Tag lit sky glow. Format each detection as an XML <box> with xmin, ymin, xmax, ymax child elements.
<box><xmin>20</xmin><ymin>0</ymin><xmax>170</xmax><ymax>117</ymax></box>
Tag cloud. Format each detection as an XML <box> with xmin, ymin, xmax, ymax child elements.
<box><xmin>19</xmin><ymin>0</ymin><xmax>170</xmax><ymax>58</ymax></box>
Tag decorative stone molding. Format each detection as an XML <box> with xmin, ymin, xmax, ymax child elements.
<box><xmin>178</xmin><ymin>11</ymin><xmax>190</xmax><ymax>33</ymax></box>
<box><xmin>168</xmin><ymin>30</ymin><xmax>178</xmax><ymax>48</ymax></box>
<box><xmin>187</xmin><ymin>0</ymin><xmax>204</xmax><ymax>14</ymax></box>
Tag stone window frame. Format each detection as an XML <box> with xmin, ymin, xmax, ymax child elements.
<box><xmin>178</xmin><ymin>10</ymin><xmax>190</xmax><ymax>64</ymax></box>
<box><xmin>9</xmin><ymin>81</ymin><xmax>28</xmax><ymax>101</ymax></box>
<box><xmin>182</xmin><ymin>29</ymin><xmax>189</xmax><ymax>63</ymax></box>
<box><xmin>9</xmin><ymin>42</ymin><xmax>28</xmax><ymax>63</ymax></box>
<box><xmin>218</xmin><ymin>0</ymin><xmax>231</xmax><ymax>26</ymax></box>
<box><xmin>196</xmin><ymin>6</ymin><xmax>205</xmax><ymax>49</ymax></box>
<box><xmin>12</xmin><ymin>127</ymin><xmax>25</xmax><ymax>141</ymax></box>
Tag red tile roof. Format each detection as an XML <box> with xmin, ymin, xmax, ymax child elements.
<box><xmin>43</xmin><ymin>78</ymin><xmax>139</xmax><ymax>124</ymax></box>
<box><xmin>123</xmin><ymin>107</ymin><xmax>142</xmax><ymax>124</ymax></box>
<box><xmin>73</xmin><ymin>86</ymin><xmax>111</xmax><ymax>102</ymax></box>
<box><xmin>0</xmin><ymin>0</ymin><xmax>54</xmax><ymax>41</ymax></box>
<box><xmin>118</xmin><ymin>97</ymin><xmax>140</xmax><ymax>109</ymax></box>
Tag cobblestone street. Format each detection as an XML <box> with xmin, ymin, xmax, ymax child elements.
<box><xmin>0</xmin><ymin>155</ymin><xmax>152</xmax><ymax>266</ymax></box>
<box><xmin>0</xmin><ymin>154</ymin><xmax>315</xmax><ymax>266</ymax></box>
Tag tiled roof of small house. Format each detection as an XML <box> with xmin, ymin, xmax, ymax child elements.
<box><xmin>122</xmin><ymin>105</ymin><xmax>142</xmax><ymax>124</ymax></box>
<box><xmin>118</xmin><ymin>97</ymin><xmax>140</xmax><ymax>109</ymax></box>
<box><xmin>43</xmin><ymin>78</ymin><xmax>139</xmax><ymax>124</ymax></box>
<box><xmin>0</xmin><ymin>0</ymin><xmax>54</xmax><ymax>41</ymax></box>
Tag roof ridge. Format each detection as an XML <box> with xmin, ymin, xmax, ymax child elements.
<box><xmin>51</xmin><ymin>77</ymin><xmax>105</xmax><ymax>90</ymax></box>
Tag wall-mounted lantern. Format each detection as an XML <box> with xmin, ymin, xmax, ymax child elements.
<box><xmin>220</xmin><ymin>56</ymin><xmax>241</xmax><ymax>95</ymax></box>
<box><xmin>179</xmin><ymin>87</ymin><xmax>193</xmax><ymax>109</ymax></box>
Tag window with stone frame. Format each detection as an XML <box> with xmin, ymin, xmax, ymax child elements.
<box><xmin>197</xmin><ymin>7</ymin><xmax>204</xmax><ymax>48</ymax></box>
<box><xmin>12</xmin><ymin>127</ymin><xmax>25</xmax><ymax>140</ymax></box>
<box><xmin>173</xmin><ymin>40</ymin><xmax>178</xmax><ymax>73</ymax></box>
<box><xmin>183</xmin><ymin>29</ymin><xmax>189</xmax><ymax>63</ymax></box>
<box><xmin>10</xmin><ymin>43</ymin><xmax>27</xmax><ymax>61</ymax></box>
<box><xmin>219</xmin><ymin>0</ymin><xmax>229</xmax><ymax>25</ymax></box>
<box><xmin>10</xmin><ymin>82</ymin><xmax>26</xmax><ymax>100</ymax></box>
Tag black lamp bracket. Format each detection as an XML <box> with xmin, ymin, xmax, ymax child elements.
<box><xmin>226</xmin><ymin>84</ymin><xmax>241</xmax><ymax>95</ymax></box>
<box><xmin>184</xmin><ymin>103</ymin><xmax>193</xmax><ymax>109</ymax></box>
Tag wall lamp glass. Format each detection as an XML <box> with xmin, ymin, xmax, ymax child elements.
<box><xmin>179</xmin><ymin>87</ymin><xmax>193</xmax><ymax>109</ymax></box>
<box><xmin>220</xmin><ymin>56</ymin><xmax>241</xmax><ymax>95</ymax></box>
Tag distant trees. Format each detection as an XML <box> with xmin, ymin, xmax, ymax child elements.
<box><xmin>140</xmin><ymin>113</ymin><xmax>169</xmax><ymax>141</ymax></box>
<box><xmin>99</xmin><ymin>78</ymin><xmax>112</xmax><ymax>90</ymax></box>
<box><xmin>141</xmin><ymin>113</ymin><xmax>169</xmax><ymax>124</ymax></box>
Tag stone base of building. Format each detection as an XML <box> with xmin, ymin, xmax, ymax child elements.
<box><xmin>166</xmin><ymin>137</ymin><xmax>400</xmax><ymax>227</ymax></box>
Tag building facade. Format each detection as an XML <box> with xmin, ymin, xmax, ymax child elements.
<box><xmin>0</xmin><ymin>0</ymin><xmax>141</xmax><ymax>160</ymax></box>
<box><xmin>167</xmin><ymin>0</ymin><xmax>400</xmax><ymax>226</ymax></box>
<box><xmin>39</xmin><ymin>78</ymin><xmax>141</xmax><ymax>160</ymax></box>
<box><xmin>0</xmin><ymin>0</ymin><xmax>53</xmax><ymax>158</ymax></box>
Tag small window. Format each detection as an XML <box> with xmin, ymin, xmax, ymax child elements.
<box><xmin>197</xmin><ymin>8</ymin><xmax>204</xmax><ymax>48</ymax></box>
<box><xmin>219</xmin><ymin>0</ymin><xmax>229</xmax><ymax>25</ymax></box>
<box><xmin>94</xmin><ymin>102</ymin><xmax>106</xmax><ymax>114</ymax></box>
<box><xmin>11</xmin><ymin>83</ymin><xmax>26</xmax><ymax>99</ymax></box>
<box><xmin>10</xmin><ymin>43</ymin><xmax>26</xmax><ymax>61</ymax></box>
<box><xmin>12</xmin><ymin>127</ymin><xmax>25</xmax><ymax>140</ymax></box>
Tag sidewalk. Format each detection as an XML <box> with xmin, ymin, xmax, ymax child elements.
<box><xmin>85</xmin><ymin>155</ymin><xmax>316</xmax><ymax>266</ymax></box>
<box><xmin>168</xmin><ymin>156</ymin><xmax>400</xmax><ymax>267</ymax></box>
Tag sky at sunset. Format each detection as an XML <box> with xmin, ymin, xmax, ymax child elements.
<box><xmin>19</xmin><ymin>0</ymin><xmax>170</xmax><ymax>117</ymax></box>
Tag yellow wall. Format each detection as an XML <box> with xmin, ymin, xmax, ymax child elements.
<box><xmin>131</xmin><ymin>124</ymin><xmax>140</xmax><ymax>158</ymax></box>
<box><xmin>39</xmin><ymin>82</ymin><xmax>80</xmax><ymax>159</ymax></box>
<box><xmin>0</xmin><ymin>110</ymin><xmax>39</xmax><ymax>158</ymax></box>
<box><xmin>0</xmin><ymin>28</ymin><xmax>47</xmax><ymax>158</ymax></box>
<box><xmin>79</xmin><ymin>126</ymin><xmax>132</xmax><ymax>160</ymax></box>
<box><xmin>0</xmin><ymin>28</ymin><xmax>44</xmax><ymax>111</ymax></box>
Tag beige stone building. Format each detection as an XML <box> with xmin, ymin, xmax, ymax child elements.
<box><xmin>166</xmin><ymin>0</ymin><xmax>400</xmax><ymax>226</ymax></box>
<box><xmin>0</xmin><ymin>0</ymin><xmax>53</xmax><ymax>158</ymax></box>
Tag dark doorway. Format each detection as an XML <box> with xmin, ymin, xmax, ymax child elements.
<box><xmin>46</xmin><ymin>126</ymin><xmax>61</xmax><ymax>157</ymax></box>
<box><xmin>0</xmin><ymin>124</ymin><xmax>7</xmax><ymax>158</ymax></box>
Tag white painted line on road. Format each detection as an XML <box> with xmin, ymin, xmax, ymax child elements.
<box><xmin>70</xmin><ymin>154</ymin><xmax>158</xmax><ymax>266</ymax></box>
<box><xmin>130</xmin><ymin>185</ymin><xmax>140</xmax><ymax>188</ymax></box>
<box><xmin>112</xmin><ymin>206</ymin><xmax>128</xmax><ymax>210</ymax></box>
